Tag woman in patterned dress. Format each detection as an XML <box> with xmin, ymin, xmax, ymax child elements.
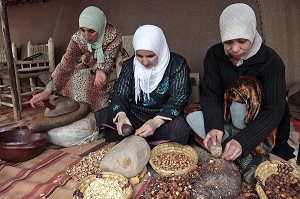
<box><xmin>104</xmin><ymin>25</ymin><xmax>192</xmax><ymax>145</ymax></box>
<box><xmin>30</xmin><ymin>6</ymin><xmax>122</xmax><ymax>112</ymax></box>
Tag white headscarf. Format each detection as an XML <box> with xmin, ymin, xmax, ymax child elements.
<box><xmin>132</xmin><ymin>25</ymin><xmax>170</xmax><ymax>103</ymax></box>
<box><xmin>219</xmin><ymin>3</ymin><xmax>262</xmax><ymax>66</ymax></box>
<box><xmin>79</xmin><ymin>6</ymin><xmax>107</xmax><ymax>64</ymax></box>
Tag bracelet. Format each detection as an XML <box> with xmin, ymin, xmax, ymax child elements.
<box><xmin>46</xmin><ymin>80</ymin><xmax>53</xmax><ymax>89</ymax></box>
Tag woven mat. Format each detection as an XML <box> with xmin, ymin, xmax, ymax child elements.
<box><xmin>0</xmin><ymin>139</ymin><xmax>115</xmax><ymax>199</ymax></box>
<box><xmin>0</xmin><ymin>106</ymin><xmax>299</xmax><ymax>198</ymax></box>
<box><xmin>0</xmin><ymin>105</ymin><xmax>45</xmax><ymax>129</ymax></box>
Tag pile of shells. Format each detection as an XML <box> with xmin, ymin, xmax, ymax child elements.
<box><xmin>141</xmin><ymin>166</ymin><xmax>201</xmax><ymax>198</ymax></box>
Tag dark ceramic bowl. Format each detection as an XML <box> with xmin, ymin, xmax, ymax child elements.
<box><xmin>0</xmin><ymin>126</ymin><xmax>48</xmax><ymax>162</ymax></box>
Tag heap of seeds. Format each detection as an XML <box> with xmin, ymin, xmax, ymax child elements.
<box><xmin>66</xmin><ymin>148</ymin><xmax>109</xmax><ymax>181</ymax></box>
<box><xmin>152</xmin><ymin>152</ymin><xmax>193</xmax><ymax>171</ymax></box>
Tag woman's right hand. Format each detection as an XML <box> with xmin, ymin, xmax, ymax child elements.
<box><xmin>30</xmin><ymin>88</ymin><xmax>52</xmax><ymax>108</ymax></box>
<box><xmin>116</xmin><ymin>113</ymin><xmax>132</xmax><ymax>136</ymax></box>
<box><xmin>222</xmin><ymin>139</ymin><xmax>242</xmax><ymax>161</ymax></box>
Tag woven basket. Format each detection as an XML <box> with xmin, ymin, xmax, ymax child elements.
<box><xmin>73</xmin><ymin>172</ymin><xmax>133</xmax><ymax>199</ymax></box>
<box><xmin>149</xmin><ymin>142</ymin><xmax>199</xmax><ymax>177</ymax></box>
<box><xmin>254</xmin><ymin>160</ymin><xmax>300</xmax><ymax>199</ymax></box>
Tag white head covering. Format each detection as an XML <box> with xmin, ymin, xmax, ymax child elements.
<box><xmin>79</xmin><ymin>6</ymin><xmax>107</xmax><ymax>64</ymax></box>
<box><xmin>219</xmin><ymin>3</ymin><xmax>262</xmax><ymax>66</ymax></box>
<box><xmin>132</xmin><ymin>25</ymin><xmax>170</xmax><ymax>103</ymax></box>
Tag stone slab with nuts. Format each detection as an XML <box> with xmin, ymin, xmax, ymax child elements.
<box><xmin>191</xmin><ymin>158</ymin><xmax>241</xmax><ymax>199</ymax></box>
<box><xmin>99</xmin><ymin>135</ymin><xmax>151</xmax><ymax>178</ymax></box>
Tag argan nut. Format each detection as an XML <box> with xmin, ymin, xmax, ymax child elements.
<box><xmin>121</xmin><ymin>124</ymin><xmax>133</xmax><ymax>136</ymax></box>
<box><xmin>208</xmin><ymin>139</ymin><xmax>222</xmax><ymax>157</ymax></box>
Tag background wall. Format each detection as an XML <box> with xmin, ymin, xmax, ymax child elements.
<box><xmin>1</xmin><ymin>0</ymin><xmax>299</xmax><ymax>89</ymax></box>
<box><xmin>258</xmin><ymin>0</ymin><xmax>300</xmax><ymax>89</ymax></box>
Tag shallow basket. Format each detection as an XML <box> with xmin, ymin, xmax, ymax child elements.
<box><xmin>73</xmin><ymin>172</ymin><xmax>133</xmax><ymax>199</ymax></box>
<box><xmin>149</xmin><ymin>142</ymin><xmax>199</xmax><ymax>177</ymax></box>
<box><xmin>254</xmin><ymin>160</ymin><xmax>300</xmax><ymax>199</ymax></box>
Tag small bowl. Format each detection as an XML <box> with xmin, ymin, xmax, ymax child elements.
<box><xmin>0</xmin><ymin>126</ymin><xmax>48</xmax><ymax>162</ymax></box>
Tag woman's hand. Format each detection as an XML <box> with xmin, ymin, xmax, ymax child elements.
<box><xmin>30</xmin><ymin>88</ymin><xmax>52</xmax><ymax>108</ymax></box>
<box><xmin>221</xmin><ymin>139</ymin><xmax>242</xmax><ymax>161</ymax></box>
<box><xmin>94</xmin><ymin>70</ymin><xmax>107</xmax><ymax>87</ymax></box>
<box><xmin>82</xmin><ymin>51</ymin><xmax>93</xmax><ymax>65</ymax></box>
<box><xmin>135</xmin><ymin>117</ymin><xmax>164</xmax><ymax>137</ymax></box>
<box><xmin>116</xmin><ymin>113</ymin><xmax>131</xmax><ymax>136</ymax></box>
<box><xmin>203</xmin><ymin>129</ymin><xmax>223</xmax><ymax>150</ymax></box>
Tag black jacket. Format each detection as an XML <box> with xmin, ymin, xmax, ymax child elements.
<box><xmin>110</xmin><ymin>52</ymin><xmax>191</xmax><ymax>123</ymax></box>
<box><xmin>201</xmin><ymin>43</ymin><xmax>287</xmax><ymax>156</ymax></box>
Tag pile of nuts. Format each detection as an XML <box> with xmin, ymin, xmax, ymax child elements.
<box><xmin>65</xmin><ymin>148</ymin><xmax>109</xmax><ymax>181</ymax></box>
<box><xmin>141</xmin><ymin>166</ymin><xmax>201</xmax><ymax>198</ymax></box>
<box><xmin>261</xmin><ymin>172</ymin><xmax>299</xmax><ymax>199</ymax></box>
<box><xmin>238</xmin><ymin>182</ymin><xmax>258</xmax><ymax>199</ymax></box>
<box><xmin>152</xmin><ymin>152</ymin><xmax>193</xmax><ymax>171</ymax></box>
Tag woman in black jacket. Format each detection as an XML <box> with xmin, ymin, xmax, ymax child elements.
<box><xmin>186</xmin><ymin>3</ymin><xmax>294</xmax><ymax>184</ymax></box>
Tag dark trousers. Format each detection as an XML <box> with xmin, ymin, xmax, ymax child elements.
<box><xmin>271</xmin><ymin>103</ymin><xmax>295</xmax><ymax>160</ymax></box>
<box><xmin>101</xmin><ymin>111</ymin><xmax>191</xmax><ymax>145</ymax></box>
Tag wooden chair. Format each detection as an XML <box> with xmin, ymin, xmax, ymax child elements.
<box><xmin>189</xmin><ymin>73</ymin><xmax>200</xmax><ymax>103</ymax></box>
<box><xmin>116</xmin><ymin>35</ymin><xmax>134</xmax><ymax>77</ymax></box>
<box><xmin>27</xmin><ymin>38</ymin><xmax>55</xmax><ymax>72</ymax></box>
<box><xmin>121</xmin><ymin>35</ymin><xmax>134</xmax><ymax>60</ymax></box>
<box><xmin>0</xmin><ymin>38</ymin><xmax>55</xmax><ymax>110</ymax></box>
<box><xmin>0</xmin><ymin>42</ymin><xmax>18</xmax><ymax>108</ymax></box>
<box><xmin>23</xmin><ymin>38</ymin><xmax>55</xmax><ymax>96</ymax></box>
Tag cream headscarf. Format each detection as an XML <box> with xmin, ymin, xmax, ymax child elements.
<box><xmin>132</xmin><ymin>25</ymin><xmax>170</xmax><ymax>103</ymax></box>
<box><xmin>79</xmin><ymin>6</ymin><xmax>107</xmax><ymax>64</ymax></box>
<box><xmin>219</xmin><ymin>3</ymin><xmax>262</xmax><ymax>66</ymax></box>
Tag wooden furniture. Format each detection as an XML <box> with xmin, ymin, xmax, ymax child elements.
<box><xmin>0</xmin><ymin>42</ymin><xmax>18</xmax><ymax>108</ymax></box>
<box><xmin>121</xmin><ymin>35</ymin><xmax>134</xmax><ymax>60</ymax></box>
<box><xmin>0</xmin><ymin>38</ymin><xmax>55</xmax><ymax>110</ymax></box>
<box><xmin>116</xmin><ymin>35</ymin><xmax>134</xmax><ymax>77</ymax></box>
<box><xmin>27</xmin><ymin>38</ymin><xmax>55</xmax><ymax>72</ymax></box>
<box><xmin>189</xmin><ymin>73</ymin><xmax>200</xmax><ymax>103</ymax></box>
<box><xmin>0</xmin><ymin>60</ymin><xmax>53</xmax><ymax>110</ymax></box>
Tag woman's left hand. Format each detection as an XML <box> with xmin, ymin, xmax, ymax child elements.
<box><xmin>135</xmin><ymin>117</ymin><xmax>164</xmax><ymax>137</ymax></box>
<box><xmin>221</xmin><ymin>139</ymin><xmax>242</xmax><ymax>161</ymax></box>
<box><xmin>94</xmin><ymin>70</ymin><xmax>107</xmax><ymax>87</ymax></box>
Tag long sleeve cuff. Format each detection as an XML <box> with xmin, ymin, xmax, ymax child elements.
<box><xmin>113</xmin><ymin>112</ymin><xmax>126</xmax><ymax>123</ymax></box>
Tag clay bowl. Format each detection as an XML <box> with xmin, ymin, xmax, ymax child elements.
<box><xmin>0</xmin><ymin>126</ymin><xmax>48</xmax><ymax>162</ymax></box>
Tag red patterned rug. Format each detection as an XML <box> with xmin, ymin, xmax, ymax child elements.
<box><xmin>0</xmin><ymin>105</ymin><xmax>45</xmax><ymax>130</ymax></box>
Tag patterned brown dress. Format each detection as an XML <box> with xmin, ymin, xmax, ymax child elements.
<box><xmin>51</xmin><ymin>24</ymin><xmax>122</xmax><ymax>112</ymax></box>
